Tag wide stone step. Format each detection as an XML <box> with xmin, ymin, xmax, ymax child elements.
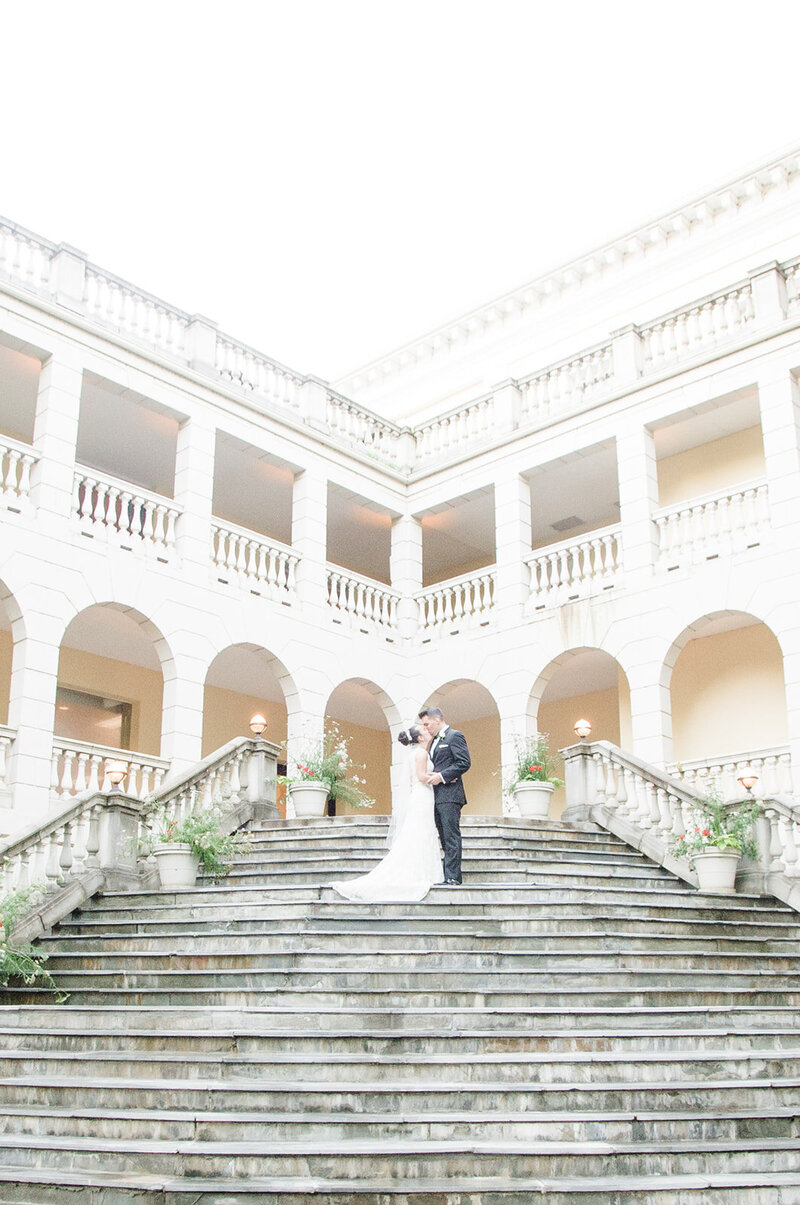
<box><xmin>4</xmin><ymin>1024</ymin><xmax>800</xmax><ymax>1056</ymax></box>
<box><xmin>2</xmin><ymin>1045</ymin><xmax>798</xmax><ymax>1085</ymax></box>
<box><xmin>3</xmin><ymin>1002</ymin><xmax>795</xmax><ymax>1033</ymax></box>
<box><xmin>1</xmin><ymin>1165</ymin><xmax>798</xmax><ymax>1205</ymax></box>
<box><xmin>1</xmin><ymin>1102</ymin><xmax>798</xmax><ymax>1144</ymax></box>
<box><xmin>234</xmin><ymin>842</ymin><xmax>645</xmax><ymax>863</ymax></box>
<box><xmin>0</xmin><ymin>1130</ymin><xmax>798</xmax><ymax>1179</ymax></box>
<box><xmin>39</xmin><ymin>948</ymin><xmax>800</xmax><ymax>974</ymax></box>
<box><xmin>3</xmin><ymin>1070</ymin><xmax>799</xmax><ymax>1115</ymax></box>
<box><xmin>37</xmin><ymin>929</ymin><xmax>800</xmax><ymax>956</ymax></box>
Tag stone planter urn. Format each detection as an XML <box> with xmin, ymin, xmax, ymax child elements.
<box><xmin>288</xmin><ymin>781</ymin><xmax>330</xmax><ymax>818</ymax></box>
<box><xmin>153</xmin><ymin>842</ymin><xmax>199</xmax><ymax>889</ymax></box>
<box><xmin>512</xmin><ymin>781</ymin><xmax>555</xmax><ymax>818</ymax></box>
<box><xmin>693</xmin><ymin>849</ymin><xmax>741</xmax><ymax>894</ymax></box>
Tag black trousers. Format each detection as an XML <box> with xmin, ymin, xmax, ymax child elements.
<box><xmin>434</xmin><ymin>799</ymin><xmax>463</xmax><ymax>882</ymax></box>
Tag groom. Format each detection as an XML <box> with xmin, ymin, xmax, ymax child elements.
<box><xmin>419</xmin><ymin>706</ymin><xmax>471</xmax><ymax>885</ymax></box>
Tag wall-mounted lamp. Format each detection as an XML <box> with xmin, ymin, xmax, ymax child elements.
<box><xmin>737</xmin><ymin>765</ymin><xmax>759</xmax><ymax>795</ymax></box>
<box><xmin>106</xmin><ymin>760</ymin><xmax>128</xmax><ymax>791</ymax></box>
<box><xmin>249</xmin><ymin>713</ymin><xmax>267</xmax><ymax>738</ymax></box>
<box><xmin>574</xmin><ymin>718</ymin><xmax>592</xmax><ymax>741</ymax></box>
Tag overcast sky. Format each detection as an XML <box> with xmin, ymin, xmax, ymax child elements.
<box><xmin>3</xmin><ymin>1</ymin><xmax>799</xmax><ymax>383</ymax></box>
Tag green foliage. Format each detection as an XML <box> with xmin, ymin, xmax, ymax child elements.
<box><xmin>143</xmin><ymin>806</ymin><xmax>245</xmax><ymax>879</ymax></box>
<box><xmin>671</xmin><ymin>788</ymin><xmax>761</xmax><ymax>865</ymax></box>
<box><xmin>0</xmin><ymin>885</ymin><xmax>67</xmax><ymax>1000</ymax></box>
<box><xmin>279</xmin><ymin>722</ymin><xmax>374</xmax><ymax>809</ymax></box>
<box><xmin>504</xmin><ymin>734</ymin><xmax>564</xmax><ymax>793</ymax></box>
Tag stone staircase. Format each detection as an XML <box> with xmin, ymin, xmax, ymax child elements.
<box><xmin>1</xmin><ymin>814</ymin><xmax>800</xmax><ymax>1203</ymax></box>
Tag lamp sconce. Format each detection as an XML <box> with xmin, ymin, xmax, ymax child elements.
<box><xmin>106</xmin><ymin>760</ymin><xmax>128</xmax><ymax>792</ymax></box>
<box><xmin>737</xmin><ymin>765</ymin><xmax>759</xmax><ymax>795</ymax></box>
<box><xmin>249</xmin><ymin>713</ymin><xmax>267</xmax><ymax>738</ymax></box>
<box><xmin>574</xmin><ymin>718</ymin><xmax>592</xmax><ymax>742</ymax></box>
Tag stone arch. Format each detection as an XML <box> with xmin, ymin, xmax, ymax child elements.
<box><xmin>531</xmin><ymin>648</ymin><xmax>632</xmax><ymax>818</ymax></box>
<box><xmin>0</xmin><ymin>577</ymin><xmax>25</xmax><ymax>729</ymax></box>
<box><xmin>203</xmin><ymin>643</ymin><xmax>299</xmax><ymax>756</ymax></box>
<box><xmin>56</xmin><ymin>602</ymin><xmax>175</xmax><ymax>757</ymax></box>
<box><xmin>420</xmin><ymin>679</ymin><xmax>501</xmax><ymax>815</ymax></box>
<box><xmin>324</xmin><ymin>679</ymin><xmax>401</xmax><ymax>816</ymax></box>
<box><xmin>662</xmin><ymin>610</ymin><xmax>787</xmax><ymax>769</ymax></box>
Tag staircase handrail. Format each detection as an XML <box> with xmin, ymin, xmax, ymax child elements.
<box><xmin>561</xmin><ymin>739</ymin><xmax>800</xmax><ymax>910</ymax></box>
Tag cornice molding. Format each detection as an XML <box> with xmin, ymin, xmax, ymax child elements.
<box><xmin>334</xmin><ymin>147</ymin><xmax>800</xmax><ymax>395</ymax></box>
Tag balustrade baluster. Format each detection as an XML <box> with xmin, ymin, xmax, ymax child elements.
<box><xmin>780</xmin><ymin>817</ymin><xmax>800</xmax><ymax>878</ymax></box>
<box><xmin>44</xmin><ymin>833</ymin><xmax>62</xmax><ymax>889</ymax></box>
<box><xmin>60</xmin><ymin>750</ymin><xmax>75</xmax><ymax>796</ymax></box>
<box><xmin>764</xmin><ymin>810</ymin><xmax>786</xmax><ymax>874</ymax></box>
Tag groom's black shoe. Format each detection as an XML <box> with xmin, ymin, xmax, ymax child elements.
<box><xmin>443</xmin><ymin>879</ymin><xmax>461</xmax><ymax>885</ymax></box>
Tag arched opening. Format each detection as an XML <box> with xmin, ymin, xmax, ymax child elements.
<box><xmin>420</xmin><ymin>680</ymin><xmax>501</xmax><ymax>815</ymax></box>
<box><xmin>534</xmin><ymin>648</ymin><xmax>631</xmax><ymax>818</ymax></box>
<box><xmin>324</xmin><ymin>680</ymin><xmax>397</xmax><ymax>816</ymax></box>
<box><xmin>55</xmin><ymin>604</ymin><xmax>170</xmax><ymax>796</ymax></box>
<box><xmin>666</xmin><ymin>611</ymin><xmax>787</xmax><ymax>771</ymax></box>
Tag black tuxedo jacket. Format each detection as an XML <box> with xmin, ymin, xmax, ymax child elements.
<box><xmin>429</xmin><ymin>727</ymin><xmax>470</xmax><ymax>806</ymax></box>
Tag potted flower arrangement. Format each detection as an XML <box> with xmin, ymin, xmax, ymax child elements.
<box><xmin>143</xmin><ymin>806</ymin><xmax>242</xmax><ymax>888</ymax></box>
<box><xmin>671</xmin><ymin>788</ymin><xmax>761</xmax><ymax>894</ymax></box>
<box><xmin>504</xmin><ymin>734</ymin><xmax>564</xmax><ymax>818</ymax></box>
<box><xmin>0</xmin><ymin>885</ymin><xmax>67</xmax><ymax>1000</ymax></box>
<box><xmin>280</xmin><ymin>722</ymin><xmax>375</xmax><ymax>818</ymax></box>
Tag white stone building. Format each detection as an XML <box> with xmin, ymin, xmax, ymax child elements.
<box><xmin>2</xmin><ymin>145</ymin><xmax>800</xmax><ymax>835</ymax></box>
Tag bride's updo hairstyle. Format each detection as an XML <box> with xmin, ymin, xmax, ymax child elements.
<box><xmin>398</xmin><ymin>725</ymin><xmax>423</xmax><ymax>746</ymax></box>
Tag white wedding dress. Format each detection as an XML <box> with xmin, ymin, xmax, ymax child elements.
<box><xmin>330</xmin><ymin>748</ymin><xmax>444</xmax><ymax>902</ymax></box>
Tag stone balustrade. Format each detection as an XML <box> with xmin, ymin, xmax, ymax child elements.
<box><xmin>669</xmin><ymin>746</ymin><xmax>794</xmax><ymax>800</ymax></box>
<box><xmin>417</xmin><ymin>567</ymin><xmax>496</xmax><ymax>634</ymax></box>
<box><xmin>654</xmin><ymin>479</ymin><xmax>769</xmax><ymax>566</ymax></box>
<box><xmin>0</xmin><ymin>791</ymin><xmax>104</xmax><ymax>896</ymax></box>
<box><xmin>83</xmin><ymin>267</ymin><xmax>189</xmax><ymax>356</ymax></box>
<box><xmin>325</xmin><ymin>392</ymin><xmax>405</xmax><ymax>467</ymax></box>
<box><xmin>51</xmin><ymin>739</ymin><xmax>170</xmax><ymax>801</ymax></box>
<box><xmin>214</xmin><ymin>337</ymin><xmax>302</xmax><ymax>411</ymax></box>
<box><xmin>0</xmin><ymin>219</ymin><xmax>54</xmax><ymax>292</ymax></box>
<box><xmin>326</xmin><ymin>566</ymin><xmax>399</xmax><ymax>632</ymax></box>
<box><xmin>72</xmin><ymin>466</ymin><xmax>181</xmax><ymax>555</ymax></box>
<box><xmin>212</xmin><ymin>522</ymin><xmax>299</xmax><ymax>601</ymax></box>
<box><xmin>518</xmin><ymin>343</ymin><xmax>614</xmax><ymax>424</ymax></box>
<box><xmin>0</xmin><ymin>437</ymin><xmax>36</xmax><ymax>510</ymax></box>
<box><xmin>640</xmin><ymin>280</ymin><xmax>755</xmax><ymax>372</ymax></box>
<box><xmin>415</xmin><ymin>395</ymin><xmax>495</xmax><ymax>463</ymax></box>
<box><xmin>525</xmin><ymin>524</ymin><xmax>621</xmax><ymax>609</ymax></box>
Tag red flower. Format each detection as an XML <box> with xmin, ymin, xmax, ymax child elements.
<box><xmin>678</xmin><ymin>834</ymin><xmax>685</xmax><ymax>840</ymax></box>
<box><xmin>529</xmin><ymin>765</ymin><xmax>543</xmax><ymax>772</ymax></box>
<box><xmin>702</xmin><ymin>829</ymin><xmax>710</xmax><ymax>837</ymax></box>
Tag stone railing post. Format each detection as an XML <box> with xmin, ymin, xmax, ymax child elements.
<box><xmin>185</xmin><ymin>315</ymin><xmax>219</xmax><ymax>371</ymax></box>
<box><xmin>98</xmin><ymin>793</ymin><xmax>144</xmax><ymax>888</ymax></box>
<box><xmin>49</xmin><ymin>244</ymin><xmax>87</xmax><ymax>310</ymax></box>
<box><xmin>246</xmin><ymin>740</ymin><xmax>280</xmax><ymax>819</ymax></box>
<box><xmin>492</xmin><ymin>381</ymin><xmax>522</xmax><ymax>433</ymax></box>
<box><xmin>610</xmin><ymin>324</ymin><xmax>644</xmax><ymax>387</ymax></box>
<box><xmin>749</xmin><ymin>261</ymin><xmax>788</xmax><ymax>327</ymax></box>
<box><xmin>299</xmin><ymin>377</ymin><xmax>328</xmax><ymax>428</ymax></box>
<box><xmin>560</xmin><ymin>741</ymin><xmax>596</xmax><ymax>823</ymax></box>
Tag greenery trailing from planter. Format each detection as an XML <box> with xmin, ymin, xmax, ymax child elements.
<box><xmin>0</xmin><ymin>885</ymin><xmax>67</xmax><ymax>1000</ymax></box>
<box><xmin>141</xmin><ymin>806</ymin><xmax>246</xmax><ymax>879</ymax></box>
<box><xmin>279</xmin><ymin>722</ymin><xmax>375</xmax><ymax>809</ymax></box>
<box><xmin>503</xmin><ymin>734</ymin><xmax>564</xmax><ymax>794</ymax></box>
<box><xmin>670</xmin><ymin>788</ymin><xmax>761</xmax><ymax>866</ymax></box>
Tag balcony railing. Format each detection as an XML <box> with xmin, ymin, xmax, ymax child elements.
<box><xmin>51</xmin><ymin>739</ymin><xmax>170</xmax><ymax>801</ymax></box>
<box><xmin>212</xmin><ymin>522</ymin><xmax>299</xmax><ymax>601</ymax></box>
<box><xmin>640</xmin><ymin>280</ymin><xmax>755</xmax><ymax>373</ymax></box>
<box><xmin>525</xmin><ymin>524</ymin><xmax>621</xmax><ymax>608</ymax></box>
<box><xmin>1</xmin><ymin>436</ymin><xmax>37</xmax><ymax>510</ymax></box>
<box><xmin>325</xmin><ymin>391</ymin><xmax>406</xmax><ymax>468</ymax></box>
<box><xmin>418</xmin><ymin>567</ymin><xmax>496</xmax><ymax>634</ymax></box>
<box><xmin>668</xmin><ymin>746</ymin><xmax>794</xmax><ymax>801</ymax></box>
<box><xmin>72</xmin><ymin>466</ymin><xmax>181</xmax><ymax>556</ymax></box>
<box><xmin>518</xmin><ymin>343</ymin><xmax>614</xmax><ymax>424</ymax></box>
<box><xmin>654</xmin><ymin>478</ymin><xmax>769</xmax><ymax>567</ymax></box>
<box><xmin>326</xmin><ymin>566</ymin><xmax>400</xmax><ymax>632</ymax></box>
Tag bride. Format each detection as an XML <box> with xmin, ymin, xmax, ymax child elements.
<box><xmin>329</xmin><ymin>726</ymin><xmax>444</xmax><ymax>902</ymax></box>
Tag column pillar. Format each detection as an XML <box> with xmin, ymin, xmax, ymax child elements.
<box><xmin>29</xmin><ymin>348</ymin><xmax>83</xmax><ymax>524</ymax></box>
<box><xmin>757</xmin><ymin>367</ymin><xmax>800</xmax><ymax>530</ymax></box>
<box><xmin>617</xmin><ymin>425</ymin><xmax>659</xmax><ymax>576</ymax></box>
<box><xmin>6</xmin><ymin>625</ymin><xmax>61</xmax><ymax>824</ymax></box>
<box><xmin>292</xmin><ymin>469</ymin><xmax>328</xmax><ymax>612</ymax></box>
<box><xmin>159</xmin><ymin>660</ymin><xmax>206</xmax><ymax>772</ymax></box>
<box><xmin>173</xmin><ymin>416</ymin><xmax>216</xmax><ymax>574</ymax></box>
<box><xmin>390</xmin><ymin>514</ymin><xmax>422</xmax><ymax>639</ymax></box>
<box><xmin>626</xmin><ymin>662</ymin><xmax>673</xmax><ymax>769</ymax></box>
<box><xmin>494</xmin><ymin>473</ymin><xmax>531</xmax><ymax>624</ymax></box>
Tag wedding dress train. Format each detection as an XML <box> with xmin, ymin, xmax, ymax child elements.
<box><xmin>330</xmin><ymin>751</ymin><xmax>443</xmax><ymax>902</ymax></box>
